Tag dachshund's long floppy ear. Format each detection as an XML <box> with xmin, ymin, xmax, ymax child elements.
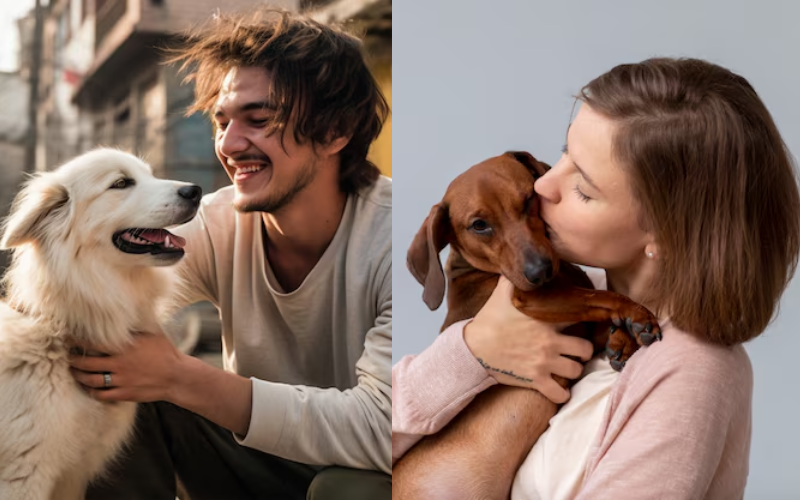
<box><xmin>0</xmin><ymin>176</ymin><xmax>70</xmax><ymax>249</ymax></box>
<box><xmin>505</xmin><ymin>151</ymin><xmax>551</xmax><ymax>179</ymax></box>
<box><xmin>407</xmin><ymin>204</ymin><xmax>450</xmax><ymax>310</ymax></box>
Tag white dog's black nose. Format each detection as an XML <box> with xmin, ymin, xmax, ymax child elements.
<box><xmin>178</xmin><ymin>185</ymin><xmax>202</xmax><ymax>204</ymax></box>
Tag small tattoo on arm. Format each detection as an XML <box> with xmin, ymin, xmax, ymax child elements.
<box><xmin>476</xmin><ymin>358</ymin><xmax>533</xmax><ymax>383</ymax></box>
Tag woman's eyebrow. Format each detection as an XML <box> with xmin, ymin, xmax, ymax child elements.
<box><xmin>574</xmin><ymin>163</ymin><xmax>601</xmax><ymax>192</ymax></box>
<box><xmin>564</xmin><ymin>142</ymin><xmax>602</xmax><ymax>192</ymax></box>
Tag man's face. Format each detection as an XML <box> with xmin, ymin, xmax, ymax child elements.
<box><xmin>213</xmin><ymin>66</ymin><xmax>318</xmax><ymax>213</ymax></box>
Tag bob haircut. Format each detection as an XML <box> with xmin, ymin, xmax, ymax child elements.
<box><xmin>579</xmin><ymin>57</ymin><xmax>800</xmax><ymax>345</ymax></box>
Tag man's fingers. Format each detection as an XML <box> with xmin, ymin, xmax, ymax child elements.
<box><xmin>69</xmin><ymin>354</ymin><xmax>115</xmax><ymax>372</ymax></box>
<box><xmin>555</xmin><ymin>335</ymin><xmax>594</xmax><ymax>362</ymax></box>
<box><xmin>88</xmin><ymin>388</ymin><xmax>128</xmax><ymax>402</ymax></box>
<box><xmin>67</xmin><ymin>341</ymin><xmax>112</xmax><ymax>356</ymax></box>
<box><xmin>70</xmin><ymin>368</ymin><xmax>117</xmax><ymax>389</ymax></box>
<box><xmin>536</xmin><ymin>378</ymin><xmax>570</xmax><ymax>405</ymax></box>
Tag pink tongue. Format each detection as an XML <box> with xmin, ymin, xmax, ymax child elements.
<box><xmin>138</xmin><ymin>229</ymin><xmax>166</xmax><ymax>243</ymax></box>
<box><xmin>135</xmin><ymin>229</ymin><xmax>187</xmax><ymax>249</ymax></box>
<box><xmin>169</xmin><ymin>233</ymin><xmax>187</xmax><ymax>249</ymax></box>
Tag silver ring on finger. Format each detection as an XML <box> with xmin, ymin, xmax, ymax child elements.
<box><xmin>103</xmin><ymin>372</ymin><xmax>112</xmax><ymax>388</ymax></box>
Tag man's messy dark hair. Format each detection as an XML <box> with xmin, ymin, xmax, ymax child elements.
<box><xmin>168</xmin><ymin>8</ymin><xmax>390</xmax><ymax>193</ymax></box>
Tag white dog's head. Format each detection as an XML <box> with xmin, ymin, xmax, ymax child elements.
<box><xmin>0</xmin><ymin>148</ymin><xmax>201</xmax><ymax>267</ymax></box>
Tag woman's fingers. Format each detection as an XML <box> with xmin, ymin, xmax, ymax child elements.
<box><xmin>467</xmin><ymin>276</ymin><xmax>599</xmax><ymax>403</ymax></box>
<box><xmin>484</xmin><ymin>276</ymin><xmax>517</xmax><ymax>313</ymax></box>
<box><xmin>535</xmin><ymin>377</ymin><xmax>571</xmax><ymax>405</ymax></box>
<box><xmin>548</xmin><ymin>355</ymin><xmax>585</xmax><ymax>381</ymax></box>
<box><xmin>494</xmin><ymin>275</ymin><xmax>515</xmax><ymax>297</ymax></box>
<box><xmin>555</xmin><ymin>334</ymin><xmax>594</xmax><ymax>362</ymax></box>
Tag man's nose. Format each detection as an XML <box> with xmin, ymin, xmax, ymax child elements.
<box><xmin>217</xmin><ymin>121</ymin><xmax>250</xmax><ymax>158</ymax></box>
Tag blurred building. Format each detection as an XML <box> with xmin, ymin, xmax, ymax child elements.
<box><xmin>34</xmin><ymin>0</ymin><xmax>390</xmax><ymax>185</ymax></box>
<box><xmin>307</xmin><ymin>0</ymin><xmax>392</xmax><ymax>176</ymax></box>
<box><xmin>36</xmin><ymin>0</ymin><xmax>293</xmax><ymax>189</ymax></box>
<box><xmin>0</xmin><ymin>71</ymin><xmax>28</xmax><ymax>276</ymax></box>
<box><xmin>17</xmin><ymin>0</ymin><xmax>391</xmax><ymax>349</ymax></box>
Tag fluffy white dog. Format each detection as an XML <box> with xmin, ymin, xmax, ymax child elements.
<box><xmin>0</xmin><ymin>149</ymin><xmax>201</xmax><ymax>500</ymax></box>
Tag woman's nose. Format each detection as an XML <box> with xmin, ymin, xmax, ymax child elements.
<box><xmin>216</xmin><ymin>121</ymin><xmax>250</xmax><ymax>157</ymax></box>
<box><xmin>534</xmin><ymin>168</ymin><xmax>561</xmax><ymax>203</ymax></box>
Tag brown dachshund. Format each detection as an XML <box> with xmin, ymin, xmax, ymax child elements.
<box><xmin>393</xmin><ymin>151</ymin><xmax>662</xmax><ymax>500</ymax></box>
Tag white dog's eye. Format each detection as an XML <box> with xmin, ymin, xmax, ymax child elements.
<box><xmin>110</xmin><ymin>178</ymin><xmax>135</xmax><ymax>189</ymax></box>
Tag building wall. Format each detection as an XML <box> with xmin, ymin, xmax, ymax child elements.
<box><xmin>0</xmin><ymin>71</ymin><xmax>28</xmax><ymax>274</ymax></box>
<box><xmin>369</xmin><ymin>59</ymin><xmax>391</xmax><ymax>177</ymax></box>
<box><xmin>0</xmin><ymin>142</ymin><xmax>25</xmax><ymax>275</ymax></box>
<box><xmin>138</xmin><ymin>0</ymin><xmax>298</xmax><ymax>33</ymax></box>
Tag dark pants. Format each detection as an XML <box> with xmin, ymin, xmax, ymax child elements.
<box><xmin>86</xmin><ymin>402</ymin><xmax>391</xmax><ymax>500</ymax></box>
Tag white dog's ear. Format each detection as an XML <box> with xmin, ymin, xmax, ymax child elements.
<box><xmin>1</xmin><ymin>176</ymin><xmax>70</xmax><ymax>249</ymax></box>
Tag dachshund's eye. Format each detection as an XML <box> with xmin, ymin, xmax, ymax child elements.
<box><xmin>469</xmin><ymin>219</ymin><xmax>492</xmax><ymax>235</ymax></box>
<box><xmin>110</xmin><ymin>178</ymin><xmax>135</xmax><ymax>189</ymax></box>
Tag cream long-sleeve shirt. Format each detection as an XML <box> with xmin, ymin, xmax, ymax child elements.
<box><xmin>174</xmin><ymin>177</ymin><xmax>392</xmax><ymax>473</ymax></box>
<box><xmin>393</xmin><ymin>272</ymin><xmax>753</xmax><ymax>498</ymax></box>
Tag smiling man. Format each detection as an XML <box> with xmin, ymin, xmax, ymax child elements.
<box><xmin>70</xmin><ymin>9</ymin><xmax>392</xmax><ymax>500</ymax></box>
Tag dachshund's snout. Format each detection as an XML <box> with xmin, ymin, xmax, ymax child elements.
<box><xmin>524</xmin><ymin>255</ymin><xmax>553</xmax><ymax>286</ymax></box>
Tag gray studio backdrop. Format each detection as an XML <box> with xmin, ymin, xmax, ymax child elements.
<box><xmin>393</xmin><ymin>1</ymin><xmax>800</xmax><ymax>498</ymax></box>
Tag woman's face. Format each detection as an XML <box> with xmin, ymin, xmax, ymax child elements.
<box><xmin>534</xmin><ymin>104</ymin><xmax>652</xmax><ymax>271</ymax></box>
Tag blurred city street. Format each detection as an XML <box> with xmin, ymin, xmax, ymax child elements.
<box><xmin>0</xmin><ymin>0</ymin><xmax>392</xmax><ymax>364</ymax></box>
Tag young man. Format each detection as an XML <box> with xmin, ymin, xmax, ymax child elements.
<box><xmin>70</xmin><ymin>9</ymin><xmax>391</xmax><ymax>500</ymax></box>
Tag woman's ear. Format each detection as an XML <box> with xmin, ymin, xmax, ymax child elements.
<box><xmin>644</xmin><ymin>243</ymin><xmax>659</xmax><ymax>260</ymax></box>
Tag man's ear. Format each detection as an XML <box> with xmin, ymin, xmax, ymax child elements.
<box><xmin>319</xmin><ymin>134</ymin><xmax>351</xmax><ymax>157</ymax></box>
<box><xmin>1</xmin><ymin>176</ymin><xmax>70</xmax><ymax>249</ymax></box>
<box><xmin>505</xmin><ymin>151</ymin><xmax>551</xmax><ymax>179</ymax></box>
<box><xmin>407</xmin><ymin>204</ymin><xmax>450</xmax><ymax>310</ymax></box>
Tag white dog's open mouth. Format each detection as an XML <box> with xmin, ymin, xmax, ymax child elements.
<box><xmin>112</xmin><ymin>228</ymin><xmax>186</xmax><ymax>255</ymax></box>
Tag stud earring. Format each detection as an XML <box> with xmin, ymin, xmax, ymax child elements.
<box><xmin>647</xmin><ymin>252</ymin><xmax>654</xmax><ymax>259</ymax></box>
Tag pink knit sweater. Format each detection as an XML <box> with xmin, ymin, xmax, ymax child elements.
<box><xmin>392</xmin><ymin>320</ymin><xmax>753</xmax><ymax>499</ymax></box>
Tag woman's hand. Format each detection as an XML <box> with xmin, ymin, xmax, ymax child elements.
<box><xmin>464</xmin><ymin>276</ymin><xmax>594</xmax><ymax>404</ymax></box>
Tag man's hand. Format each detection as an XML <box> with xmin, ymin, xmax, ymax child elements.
<box><xmin>69</xmin><ymin>331</ymin><xmax>254</xmax><ymax>435</ymax></box>
<box><xmin>69</xmin><ymin>331</ymin><xmax>185</xmax><ymax>403</ymax></box>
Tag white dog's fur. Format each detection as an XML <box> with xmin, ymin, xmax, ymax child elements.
<box><xmin>0</xmin><ymin>149</ymin><xmax>200</xmax><ymax>500</ymax></box>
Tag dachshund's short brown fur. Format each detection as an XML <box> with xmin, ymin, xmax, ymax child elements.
<box><xmin>393</xmin><ymin>152</ymin><xmax>662</xmax><ymax>500</ymax></box>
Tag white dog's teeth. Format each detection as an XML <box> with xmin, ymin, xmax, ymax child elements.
<box><xmin>165</xmin><ymin>235</ymin><xmax>171</xmax><ymax>248</ymax></box>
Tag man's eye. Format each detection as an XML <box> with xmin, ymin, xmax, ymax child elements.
<box><xmin>110</xmin><ymin>178</ymin><xmax>135</xmax><ymax>189</ymax></box>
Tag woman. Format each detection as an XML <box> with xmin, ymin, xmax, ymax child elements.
<box><xmin>392</xmin><ymin>58</ymin><xmax>800</xmax><ymax>499</ymax></box>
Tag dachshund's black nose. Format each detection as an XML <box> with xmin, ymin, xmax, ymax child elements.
<box><xmin>524</xmin><ymin>256</ymin><xmax>553</xmax><ymax>286</ymax></box>
<box><xmin>178</xmin><ymin>185</ymin><xmax>202</xmax><ymax>204</ymax></box>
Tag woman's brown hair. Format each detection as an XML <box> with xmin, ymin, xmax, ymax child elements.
<box><xmin>579</xmin><ymin>57</ymin><xmax>800</xmax><ymax>345</ymax></box>
<box><xmin>167</xmin><ymin>8</ymin><xmax>390</xmax><ymax>194</ymax></box>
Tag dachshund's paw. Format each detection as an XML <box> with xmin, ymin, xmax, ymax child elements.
<box><xmin>611</xmin><ymin>310</ymin><xmax>662</xmax><ymax>347</ymax></box>
<box><xmin>605</xmin><ymin>326</ymin><xmax>635</xmax><ymax>372</ymax></box>
<box><xmin>605</xmin><ymin>309</ymin><xmax>662</xmax><ymax>372</ymax></box>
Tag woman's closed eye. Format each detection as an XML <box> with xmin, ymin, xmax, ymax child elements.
<box><xmin>573</xmin><ymin>185</ymin><xmax>591</xmax><ymax>202</ymax></box>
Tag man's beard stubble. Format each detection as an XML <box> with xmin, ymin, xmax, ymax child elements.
<box><xmin>233</xmin><ymin>158</ymin><xmax>319</xmax><ymax>214</ymax></box>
